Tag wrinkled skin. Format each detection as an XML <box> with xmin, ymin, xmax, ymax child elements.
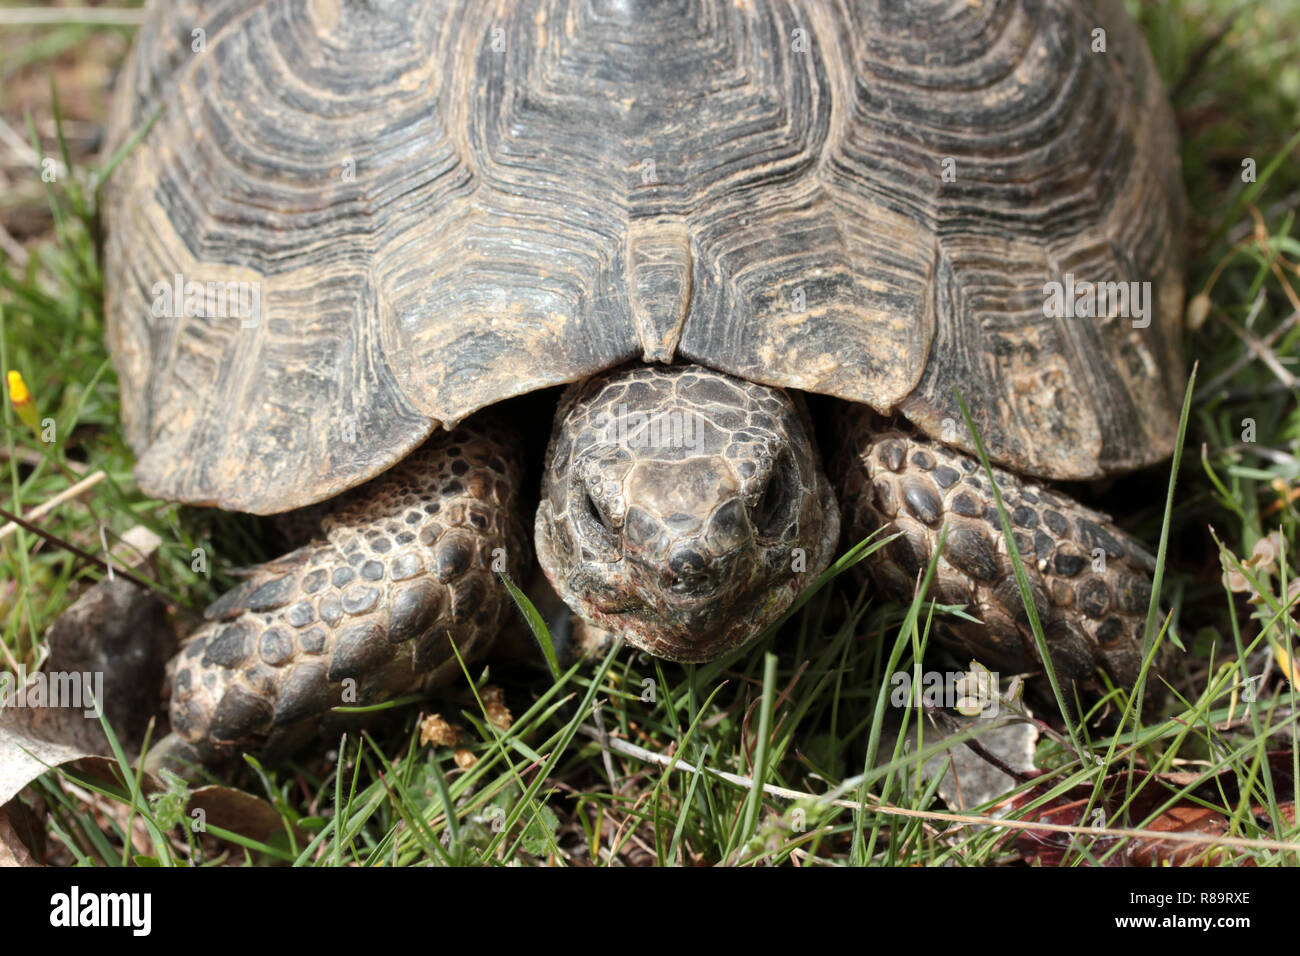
<box><xmin>535</xmin><ymin>365</ymin><xmax>840</xmax><ymax>661</ymax></box>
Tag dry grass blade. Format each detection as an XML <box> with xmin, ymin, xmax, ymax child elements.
<box><xmin>0</xmin><ymin>469</ymin><xmax>104</xmax><ymax>542</ymax></box>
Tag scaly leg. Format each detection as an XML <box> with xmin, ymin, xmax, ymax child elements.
<box><xmin>835</xmin><ymin>407</ymin><xmax>1170</xmax><ymax>707</ymax></box>
<box><xmin>163</xmin><ymin>416</ymin><xmax>528</xmax><ymax>765</ymax></box>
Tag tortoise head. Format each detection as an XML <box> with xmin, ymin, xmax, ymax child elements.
<box><xmin>535</xmin><ymin>365</ymin><xmax>839</xmax><ymax>662</ymax></box>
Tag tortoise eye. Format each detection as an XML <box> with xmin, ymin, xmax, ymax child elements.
<box><xmin>753</xmin><ymin>452</ymin><xmax>796</xmax><ymax>537</ymax></box>
<box><xmin>585</xmin><ymin>492</ymin><xmax>613</xmax><ymax>530</ymax></box>
<box><xmin>577</xmin><ymin>489</ymin><xmax>619</xmax><ymax>548</ymax></box>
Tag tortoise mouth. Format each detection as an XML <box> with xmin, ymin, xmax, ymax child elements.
<box><xmin>587</xmin><ymin>591</ymin><xmax>644</xmax><ymax>615</ymax></box>
<box><xmin>588</xmin><ymin>570</ymin><xmax>731</xmax><ymax>622</ymax></box>
<box><xmin>575</xmin><ymin>569</ymin><xmax>791</xmax><ymax>662</ymax></box>
<box><xmin>667</xmin><ymin>577</ymin><xmax>720</xmax><ymax>600</ymax></box>
<box><xmin>591</xmin><ymin>609</ymin><xmax>754</xmax><ymax>662</ymax></box>
<box><xmin>661</xmin><ymin>550</ymin><xmax>735</xmax><ymax>603</ymax></box>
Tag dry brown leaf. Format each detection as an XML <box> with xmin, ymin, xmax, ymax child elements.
<box><xmin>1012</xmin><ymin>753</ymin><xmax>1296</xmax><ymax>866</ymax></box>
<box><xmin>1</xmin><ymin>570</ymin><xmax>172</xmax><ymax>804</ymax></box>
<box><xmin>188</xmin><ymin>785</ymin><xmax>307</xmax><ymax>845</ymax></box>
<box><xmin>0</xmin><ymin>803</ymin><xmax>41</xmax><ymax>866</ymax></box>
<box><xmin>1</xmin><ymin>562</ymin><xmax>300</xmax><ymax>855</ymax></box>
<box><xmin>0</xmin><ymin>704</ymin><xmax>102</xmax><ymax>806</ymax></box>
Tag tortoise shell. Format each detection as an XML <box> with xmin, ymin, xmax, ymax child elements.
<box><xmin>104</xmin><ymin>0</ymin><xmax>1185</xmax><ymax>515</ymax></box>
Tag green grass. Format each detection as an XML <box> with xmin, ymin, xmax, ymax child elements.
<box><xmin>2</xmin><ymin>0</ymin><xmax>1300</xmax><ymax>866</ymax></box>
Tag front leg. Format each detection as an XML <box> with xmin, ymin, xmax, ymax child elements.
<box><xmin>835</xmin><ymin>407</ymin><xmax>1169</xmax><ymax>706</ymax></box>
<box><xmin>164</xmin><ymin>416</ymin><xmax>528</xmax><ymax>765</ymax></box>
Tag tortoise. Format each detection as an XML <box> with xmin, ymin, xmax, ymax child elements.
<box><xmin>102</xmin><ymin>0</ymin><xmax>1185</xmax><ymax>766</ymax></box>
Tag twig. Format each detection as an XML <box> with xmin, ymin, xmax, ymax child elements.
<box><xmin>1222</xmin><ymin>443</ymin><xmax>1300</xmax><ymax>471</ymax></box>
<box><xmin>0</xmin><ymin>446</ymin><xmax>87</xmax><ymax>473</ymax></box>
<box><xmin>0</xmin><ymin>221</ymin><xmax>28</xmax><ymax>268</ymax></box>
<box><xmin>589</xmin><ymin>702</ymin><xmax>618</xmax><ymax>792</ymax></box>
<box><xmin>929</xmin><ymin>708</ymin><xmax>1037</xmax><ymax>785</ymax></box>
<box><xmin>0</xmin><ymin>7</ymin><xmax>147</xmax><ymax>26</ymax></box>
<box><xmin>1196</xmin><ymin>294</ymin><xmax>1278</xmax><ymax>400</ymax></box>
<box><xmin>0</xmin><ymin>469</ymin><xmax>105</xmax><ymax>542</ymax></box>
<box><xmin>583</xmin><ymin>726</ymin><xmax>1300</xmax><ymax>855</ymax></box>
<box><xmin>0</xmin><ymin>503</ymin><xmax>198</xmax><ymax>620</ymax></box>
<box><xmin>1171</xmin><ymin>2</ymin><xmax>1249</xmax><ymax>101</ymax></box>
<box><xmin>1216</xmin><ymin>310</ymin><xmax>1299</xmax><ymax>391</ymax></box>
<box><xmin>1216</xmin><ymin>379</ymin><xmax>1300</xmax><ymax>403</ymax></box>
<box><xmin>0</xmin><ymin>116</ymin><xmax>44</xmax><ymax>171</ymax></box>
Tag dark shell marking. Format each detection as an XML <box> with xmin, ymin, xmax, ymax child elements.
<box><xmin>834</xmin><ymin>408</ymin><xmax>1169</xmax><ymax>702</ymax></box>
<box><xmin>168</xmin><ymin>417</ymin><xmax>527</xmax><ymax>761</ymax></box>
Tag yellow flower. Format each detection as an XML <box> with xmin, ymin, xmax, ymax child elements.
<box><xmin>5</xmin><ymin>371</ymin><xmax>41</xmax><ymax>430</ymax></box>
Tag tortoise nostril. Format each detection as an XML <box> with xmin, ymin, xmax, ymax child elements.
<box><xmin>667</xmin><ymin>546</ymin><xmax>713</xmax><ymax>593</ymax></box>
<box><xmin>706</xmin><ymin>498</ymin><xmax>747</xmax><ymax>551</ymax></box>
<box><xmin>668</xmin><ymin>546</ymin><xmax>705</xmax><ymax>574</ymax></box>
